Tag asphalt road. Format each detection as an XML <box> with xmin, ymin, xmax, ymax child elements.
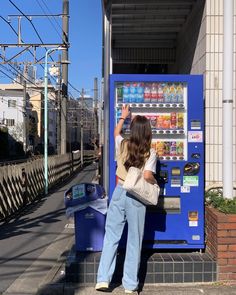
<box><xmin>0</xmin><ymin>163</ymin><xmax>97</xmax><ymax>294</ymax></box>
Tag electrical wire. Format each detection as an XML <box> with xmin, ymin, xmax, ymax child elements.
<box><xmin>0</xmin><ymin>15</ymin><xmax>18</xmax><ymax>36</ymax></box>
<box><xmin>8</xmin><ymin>0</ymin><xmax>56</xmax><ymax>62</ymax></box>
<box><xmin>3</xmin><ymin>2</ymin><xmax>85</xmax><ymax>103</ymax></box>
<box><xmin>35</xmin><ymin>0</ymin><xmax>62</xmax><ymax>40</ymax></box>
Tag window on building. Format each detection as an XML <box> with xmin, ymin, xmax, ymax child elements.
<box><xmin>8</xmin><ymin>100</ymin><xmax>17</xmax><ymax>108</ymax></box>
<box><xmin>5</xmin><ymin>119</ymin><xmax>15</xmax><ymax>126</ymax></box>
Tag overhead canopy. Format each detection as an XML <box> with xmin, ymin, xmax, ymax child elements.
<box><xmin>103</xmin><ymin>0</ymin><xmax>201</xmax><ymax>73</ymax></box>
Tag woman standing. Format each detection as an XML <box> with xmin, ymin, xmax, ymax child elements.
<box><xmin>96</xmin><ymin>105</ymin><xmax>157</xmax><ymax>294</ymax></box>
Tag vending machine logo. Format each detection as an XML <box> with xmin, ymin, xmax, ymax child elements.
<box><xmin>188</xmin><ymin>131</ymin><xmax>203</xmax><ymax>142</ymax></box>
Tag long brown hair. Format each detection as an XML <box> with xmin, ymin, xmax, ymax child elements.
<box><xmin>121</xmin><ymin>115</ymin><xmax>152</xmax><ymax>170</ymax></box>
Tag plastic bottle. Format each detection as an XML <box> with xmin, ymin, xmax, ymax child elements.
<box><xmin>117</xmin><ymin>86</ymin><xmax>123</xmax><ymax>103</ymax></box>
<box><xmin>123</xmin><ymin>83</ymin><xmax>130</xmax><ymax>103</ymax></box>
<box><xmin>169</xmin><ymin>83</ymin><xmax>177</xmax><ymax>103</ymax></box>
<box><xmin>130</xmin><ymin>82</ymin><xmax>137</xmax><ymax>103</ymax></box>
<box><xmin>144</xmin><ymin>83</ymin><xmax>151</xmax><ymax>103</ymax></box>
<box><xmin>176</xmin><ymin>83</ymin><xmax>184</xmax><ymax>103</ymax></box>
<box><xmin>157</xmin><ymin>83</ymin><xmax>164</xmax><ymax>103</ymax></box>
<box><xmin>136</xmin><ymin>83</ymin><xmax>144</xmax><ymax>103</ymax></box>
<box><xmin>151</xmin><ymin>83</ymin><xmax>157</xmax><ymax>103</ymax></box>
<box><xmin>163</xmin><ymin>83</ymin><xmax>170</xmax><ymax>103</ymax></box>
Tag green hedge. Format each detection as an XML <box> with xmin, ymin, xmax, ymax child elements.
<box><xmin>205</xmin><ymin>189</ymin><xmax>236</xmax><ymax>214</ymax></box>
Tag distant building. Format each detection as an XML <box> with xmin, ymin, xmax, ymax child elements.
<box><xmin>0</xmin><ymin>89</ymin><xmax>31</xmax><ymax>156</ymax></box>
<box><xmin>0</xmin><ymin>82</ymin><xmax>58</xmax><ymax>155</ymax></box>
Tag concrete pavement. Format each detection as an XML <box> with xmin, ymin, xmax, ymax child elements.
<box><xmin>2</xmin><ymin>163</ymin><xmax>236</xmax><ymax>295</ymax></box>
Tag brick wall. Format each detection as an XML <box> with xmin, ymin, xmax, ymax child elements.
<box><xmin>205</xmin><ymin>206</ymin><xmax>236</xmax><ymax>282</ymax></box>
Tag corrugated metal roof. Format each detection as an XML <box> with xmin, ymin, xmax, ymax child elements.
<box><xmin>103</xmin><ymin>0</ymin><xmax>198</xmax><ymax>65</ymax></box>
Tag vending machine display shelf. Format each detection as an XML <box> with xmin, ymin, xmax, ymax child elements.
<box><xmin>152</xmin><ymin>129</ymin><xmax>185</xmax><ymax>135</ymax></box>
<box><xmin>124</xmin><ymin>129</ymin><xmax>185</xmax><ymax>135</ymax></box>
<box><xmin>117</xmin><ymin>103</ymin><xmax>185</xmax><ymax>109</ymax></box>
<box><xmin>158</xmin><ymin>156</ymin><xmax>184</xmax><ymax>161</ymax></box>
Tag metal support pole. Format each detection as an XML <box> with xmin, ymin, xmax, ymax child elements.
<box><xmin>57</xmin><ymin>54</ymin><xmax>62</xmax><ymax>154</ymax></box>
<box><xmin>61</xmin><ymin>0</ymin><xmax>69</xmax><ymax>154</ymax></box>
<box><xmin>18</xmin><ymin>16</ymin><xmax>22</xmax><ymax>44</ymax></box>
<box><xmin>44</xmin><ymin>47</ymin><xmax>65</xmax><ymax>195</ymax></box>
<box><xmin>44</xmin><ymin>51</ymin><xmax>49</xmax><ymax>195</ymax></box>
<box><xmin>223</xmin><ymin>0</ymin><xmax>234</xmax><ymax>199</ymax></box>
<box><xmin>23</xmin><ymin>80</ymin><xmax>27</xmax><ymax>153</ymax></box>
<box><xmin>80</xmin><ymin>88</ymin><xmax>84</xmax><ymax>166</ymax></box>
<box><xmin>103</xmin><ymin>13</ymin><xmax>111</xmax><ymax>194</ymax></box>
<box><xmin>94</xmin><ymin>77</ymin><xmax>98</xmax><ymax>147</ymax></box>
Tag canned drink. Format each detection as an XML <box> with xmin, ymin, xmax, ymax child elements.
<box><xmin>176</xmin><ymin>142</ymin><xmax>184</xmax><ymax>156</ymax></box>
<box><xmin>170</xmin><ymin>112</ymin><xmax>177</xmax><ymax>129</ymax></box>
<box><xmin>177</xmin><ymin>113</ymin><xmax>184</xmax><ymax>129</ymax></box>
<box><xmin>162</xmin><ymin>114</ymin><xmax>171</xmax><ymax>129</ymax></box>
<box><xmin>164</xmin><ymin>142</ymin><xmax>171</xmax><ymax>156</ymax></box>
<box><xmin>156</xmin><ymin>115</ymin><xmax>163</xmax><ymax>129</ymax></box>
<box><xmin>156</xmin><ymin>141</ymin><xmax>165</xmax><ymax>157</ymax></box>
<box><xmin>150</xmin><ymin>116</ymin><xmax>157</xmax><ymax>128</ymax></box>
<box><xmin>170</xmin><ymin>141</ymin><xmax>177</xmax><ymax>156</ymax></box>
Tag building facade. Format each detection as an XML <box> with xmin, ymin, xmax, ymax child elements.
<box><xmin>102</xmin><ymin>0</ymin><xmax>236</xmax><ymax>195</ymax></box>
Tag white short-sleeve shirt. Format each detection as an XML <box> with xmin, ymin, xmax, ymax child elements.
<box><xmin>115</xmin><ymin>135</ymin><xmax>157</xmax><ymax>173</ymax></box>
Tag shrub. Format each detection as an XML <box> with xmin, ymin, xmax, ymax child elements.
<box><xmin>205</xmin><ymin>188</ymin><xmax>236</xmax><ymax>214</ymax></box>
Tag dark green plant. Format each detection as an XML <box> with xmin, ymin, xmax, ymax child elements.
<box><xmin>205</xmin><ymin>188</ymin><xmax>236</xmax><ymax>214</ymax></box>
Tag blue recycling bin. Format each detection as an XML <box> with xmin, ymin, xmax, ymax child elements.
<box><xmin>64</xmin><ymin>183</ymin><xmax>107</xmax><ymax>252</ymax></box>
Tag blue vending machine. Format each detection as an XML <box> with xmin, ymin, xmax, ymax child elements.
<box><xmin>109</xmin><ymin>74</ymin><xmax>204</xmax><ymax>249</ymax></box>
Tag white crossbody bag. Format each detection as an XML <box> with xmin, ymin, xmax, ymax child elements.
<box><xmin>123</xmin><ymin>166</ymin><xmax>160</xmax><ymax>206</ymax></box>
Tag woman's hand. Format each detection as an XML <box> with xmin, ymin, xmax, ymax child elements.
<box><xmin>121</xmin><ymin>104</ymin><xmax>130</xmax><ymax>119</ymax></box>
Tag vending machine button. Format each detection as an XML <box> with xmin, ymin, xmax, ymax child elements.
<box><xmin>191</xmin><ymin>153</ymin><xmax>201</xmax><ymax>159</ymax></box>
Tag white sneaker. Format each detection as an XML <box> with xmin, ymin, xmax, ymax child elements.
<box><xmin>95</xmin><ymin>282</ymin><xmax>109</xmax><ymax>291</ymax></box>
<box><xmin>125</xmin><ymin>289</ymin><xmax>138</xmax><ymax>294</ymax></box>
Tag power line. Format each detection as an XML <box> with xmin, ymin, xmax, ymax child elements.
<box><xmin>3</xmin><ymin>2</ymin><xmax>82</xmax><ymax>103</ymax></box>
<box><xmin>0</xmin><ymin>15</ymin><xmax>18</xmax><ymax>36</ymax></box>
<box><xmin>35</xmin><ymin>0</ymin><xmax>63</xmax><ymax>40</ymax></box>
<box><xmin>8</xmin><ymin>0</ymin><xmax>55</xmax><ymax>62</ymax></box>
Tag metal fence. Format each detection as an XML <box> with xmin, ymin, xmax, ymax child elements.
<box><xmin>0</xmin><ymin>151</ymin><xmax>96</xmax><ymax>221</ymax></box>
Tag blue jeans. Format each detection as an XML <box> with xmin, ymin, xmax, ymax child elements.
<box><xmin>97</xmin><ymin>184</ymin><xmax>146</xmax><ymax>290</ymax></box>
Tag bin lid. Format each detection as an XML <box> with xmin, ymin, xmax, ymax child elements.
<box><xmin>64</xmin><ymin>183</ymin><xmax>106</xmax><ymax>208</ymax></box>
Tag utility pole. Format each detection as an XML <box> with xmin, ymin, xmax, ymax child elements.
<box><xmin>23</xmin><ymin>80</ymin><xmax>27</xmax><ymax>154</ymax></box>
<box><xmin>57</xmin><ymin>54</ymin><xmax>62</xmax><ymax>154</ymax></box>
<box><xmin>61</xmin><ymin>0</ymin><xmax>69</xmax><ymax>154</ymax></box>
<box><xmin>80</xmin><ymin>88</ymin><xmax>84</xmax><ymax>165</ymax></box>
<box><xmin>94</xmin><ymin>78</ymin><xmax>98</xmax><ymax>150</ymax></box>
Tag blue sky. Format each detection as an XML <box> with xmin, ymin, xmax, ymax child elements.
<box><xmin>0</xmin><ymin>0</ymin><xmax>102</xmax><ymax>98</ymax></box>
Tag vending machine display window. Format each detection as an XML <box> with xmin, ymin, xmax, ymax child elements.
<box><xmin>114</xmin><ymin>81</ymin><xmax>188</xmax><ymax>161</ymax></box>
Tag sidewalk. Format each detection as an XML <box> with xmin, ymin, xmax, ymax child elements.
<box><xmin>3</xmin><ymin>163</ymin><xmax>236</xmax><ymax>295</ymax></box>
<box><xmin>37</xmin><ymin>282</ymin><xmax>236</xmax><ymax>295</ymax></box>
